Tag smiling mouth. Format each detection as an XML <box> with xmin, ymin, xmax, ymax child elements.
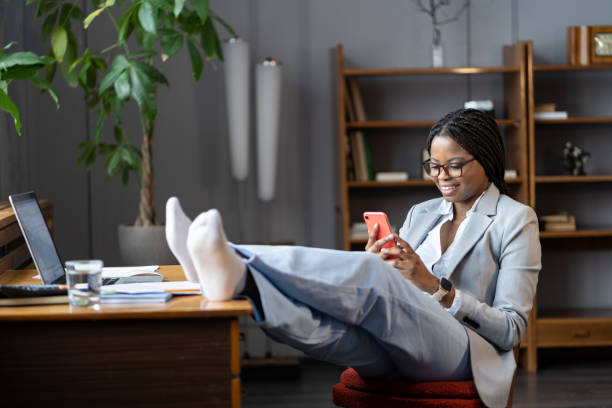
<box><xmin>439</xmin><ymin>184</ymin><xmax>459</xmax><ymax>194</ymax></box>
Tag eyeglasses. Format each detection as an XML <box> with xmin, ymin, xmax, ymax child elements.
<box><xmin>422</xmin><ymin>158</ymin><xmax>476</xmax><ymax>178</ymax></box>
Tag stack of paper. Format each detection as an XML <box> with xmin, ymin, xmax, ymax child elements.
<box><xmin>100</xmin><ymin>281</ymin><xmax>202</xmax><ymax>304</ymax></box>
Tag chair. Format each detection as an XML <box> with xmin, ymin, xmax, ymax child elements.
<box><xmin>332</xmin><ymin>348</ymin><xmax>519</xmax><ymax>408</ymax></box>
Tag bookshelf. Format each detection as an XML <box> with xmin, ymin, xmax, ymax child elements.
<box><xmin>336</xmin><ymin>42</ymin><xmax>530</xmax><ymax>252</ymax></box>
<box><xmin>524</xmin><ymin>41</ymin><xmax>612</xmax><ymax>371</ymax></box>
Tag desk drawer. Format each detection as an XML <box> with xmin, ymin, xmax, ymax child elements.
<box><xmin>537</xmin><ymin>318</ymin><xmax>612</xmax><ymax>347</ymax></box>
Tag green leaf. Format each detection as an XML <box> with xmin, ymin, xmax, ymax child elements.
<box><xmin>1</xmin><ymin>42</ymin><xmax>17</xmax><ymax>53</ymax></box>
<box><xmin>148</xmin><ymin>0</ymin><xmax>174</xmax><ymax>13</ymax></box>
<box><xmin>59</xmin><ymin>31</ymin><xmax>79</xmax><ymax>87</ymax></box>
<box><xmin>1</xmin><ymin>65</ymin><xmax>41</xmax><ymax>80</ymax></box>
<box><xmin>28</xmin><ymin>73</ymin><xmax>60</xmax><ymax>108</ymax></box>
<box><xmin>186</xmin><ymin>36</ymin><xmax>203</xmax><ymax>81</ymax></box>
<box><xmin>138</xmin><ymin>1</ymin><xmax>157</xmax><ymax>34</ymax></box>
<box><xmin>113</xmin><ymin>125</ymin><xmax>123</xmax><ymax>142</ymax></box>
<box><xmin>129</xmin><ymin>64</ymin><xmax>157</xmax><ymax>119</ymax></box>
<box><xmin>201</xmin><ymin>17</ymin><xmax>221</xmax><ymax>60</ymax></box>
<box><xmin>51</xmin><ymin>26</ymin><xmax>68</xmax><ymax>62</ymax></box>
<box><xmin>106</xmin><ymin>149</ymin><xmax>122</xmax><ymax>176</ymax></box>
<box><xmin>69</xmin><ymin>48</ymin><xmax>90</xmax><ymax>73</ymax></box>
<box><xmin>42</xmin><ymin>10</ymin><xmax>58</xmax><ymax>41</ymax></box>
<box><xmin>129</xmin><ymin>49</ymin><xmax>157</xmax><ymax>59</ymax></box>
<box><xmin>191</xmin><ymin>0</ymin><xmax>209</xmax><ymax>23</ymax></box>
<box><xmin>118</xmin><ymin>5</ymin><xmax>137</xmax><ymax>42</ymax></box>
<box><xmin>174</xmin><ymin>0</ymin><xmax>186</xmax><ymax>16</ymax></box>
<box><xmin>86</xmin><ymin>65</ymin><xmax>98</xmax><ymax>90</ymax></box>
<box><xmin>121</xmin><ymin>168</ymin><xmax>130</xmax><ymax>185</ymax></box>
<box><xmin>45</xmin><ymin>61</ymin><xmax>57</xmax><ymax>83</ymax></box>
<box><xmin>99</xmin><ymin>54</ymin><xmax>129</xmax><ymax>93</ymax></box>
<box><xmin>133</xmin><ymin>61</ymin><xmax>168</xmax><ymax>85</ymax></box>
<box><xmin>59</xmin><ymin>4</ymin><xmax>84</xmax><ymax>24</ymax></box>
<box><xmin>94</xmin><ymin>111</ymin><xmax>106</xmax><ymax>141</ymax></box>
<box><xmin>121</xmin><ymin>148</ymin><xmax>139</xmax><ymax>167</ymax></box>
<box><xmin>161</xmin><ymin>31</ymin><xmax>183</xmax><ymax>60</ymax></box>
<box><xmin>78</xmin><ymin>58</ymin><xmax>91</xmax><ymax>88</ymax></box>
<box><xmin>0</xmin><ymin>87</ymin><xmax>21</xmax><ymax>135</ymax></box>
<box><xmin>212</xmin><ymin>14</ymin><xmax>237</xmax><ymax>38</ymax></box>
<box><xmin>114</xmin><ymin>71</ymin><xmax>131</xmax><ymax>99</ymax></box>
<box><xmin>0</xmin><ymin>52</ymin><xmax>46</xmax><ymax>70</ymax></box>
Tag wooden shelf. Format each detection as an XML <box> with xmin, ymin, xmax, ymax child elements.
<box><xmin>347</xmin><ymin>118</ymin><xmax>519</xmax><ymax>129</ymax></box>
<box><xmin>538</xmin><ymin>308</ymin><xmax>612</xmax><ymax>319</ymax></box>
<box><xmin>540</xmin><ymin>229</ymin><xmax>612</xmax><ymax>239</ymax></box>
<box><xmin>347</xmin><ymin>180</ymin><xmax>435</xmax><ymax>188</ymax></box>
<box><xmin>535</xmin><ymin>175</ymin><xmax>612</xmax><ymax>183</ymax></box>
<box><xmin>343</xmin><ymin>66</ymin><xmax>520</xmax><ymax>76</ymax></box>
<box><xmin>534</xmin><ymin>64</ymin><xmax>612</xmax><ymax>71</ymax></box>
<box><xmin>349</xmin><ymin>237</ymin><xmax>368</xmax><ymax>245</ymax></box>
<box><xmin>347</xmin><ymin>177</ymin><xmax>523</xmax><ymax>188</ymax></box>
<box><xmin>535</xmin><ymin>117</ymin><xmax>612</xmax><ymax>124</ymax></box>
<box><xmin>536</xmin><ymin>309</ymin><xmax>612</xmax><ymax>348</ymax></box>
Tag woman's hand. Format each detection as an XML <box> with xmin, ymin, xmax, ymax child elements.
<box><xmin>381</xmin><ymin>234</ymin><xmax>439</xmax><ymax>294</ymax></box>
<box><xmin>365</xmin><ymin>224</ymin><xmax>396</xmax><ymax>260</ymax></box>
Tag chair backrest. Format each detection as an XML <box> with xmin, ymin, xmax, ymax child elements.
<box><xmin>0</xmin><ymin>199</ymin><xmax>54</xmax><ymax>271</ymax></box>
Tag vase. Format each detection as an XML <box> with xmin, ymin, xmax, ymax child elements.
<box><xmin>432</xmin><ymin>26</ymin><xmax>444</xmax><ymax>68</ymax></box>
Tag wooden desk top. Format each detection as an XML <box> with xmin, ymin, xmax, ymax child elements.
<box><xmin>0</xmin><ymin>265</ymin><xmax>253</xmax><ymax>321</ymax></box>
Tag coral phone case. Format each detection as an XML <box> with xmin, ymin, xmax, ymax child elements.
<box><xmin>363</xmin><ymin>212</ymin><xmax>397</xmax><ymax>256</ymax></box>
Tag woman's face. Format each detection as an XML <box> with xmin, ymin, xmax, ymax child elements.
<box><xmin>429</xmin><ymin>135</ymin><xmax>490</xmax><ymax>205</ymax></box>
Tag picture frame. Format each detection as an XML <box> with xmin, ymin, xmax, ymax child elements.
<box><xmin>568</xmin><ymin>25</ymin><xmax>612</xmax><ymax>65</ymax></box>
<box><xmin>590</xmin><ymin>26</ymin><xmax>612</xmax><ymax>64</ymax></box>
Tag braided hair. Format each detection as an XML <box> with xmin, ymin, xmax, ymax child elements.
<box><xmin>426</xmin><ymin>108</ymin><xmax>508</xmax><ymax>195</ymax></box>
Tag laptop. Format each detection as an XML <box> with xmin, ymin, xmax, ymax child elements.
<box><xmin>8</xmin><ymin>191</ymin><xmax>163</xmax><ymax>285</ymax></box>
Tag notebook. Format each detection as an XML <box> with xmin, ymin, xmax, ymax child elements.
<box><xmin>8</xmin><ymin>191</ymin><xmax>164</xmax><ymax>285</ymax></box>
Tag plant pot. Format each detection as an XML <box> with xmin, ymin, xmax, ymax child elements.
<box><xmin>118</xmin><ymin>224</ymin><xmax>177</xmax><ymax>266</ymax></box>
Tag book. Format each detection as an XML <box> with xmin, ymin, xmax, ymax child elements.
<box><xmin>362</xmin><ymin>133</ymin><xmax>374</xmax><ymax>180</ymax></box>
<box><xmin>350</xmin><ymin>222</ymin><xmax>369</xmax><ymax>240</ymax></box>
<box><xmin>543</xmin><ymin>221</ymin><xmax>576</xmax><ymax>232</ymax></box>
<box><xmin>504</xmin><ymin>169</ymin><xmax>518</xmax><ymax>179</ymax></box>
<box><xmin>534</xmin><ymin>111</ymin><xmax>568</xmax><ymax>120</ymax></box>
<box><xmin>0</xmin><ymin>295</ymin><xmax>68</xmax><ymax>307</ymax></box>
<box><xmin>347</xmin><ymin>77</ymin><xmax>366</xmax><ymax>122</ymax></box>
<box><xmin>375</xmin><ymin>172</ymin><xmax>409</xmax><ymax>182</ymax></box>
<box><xmin>540</xmin><ymin>214</ymin><xmax>576</xmax><ymax>232</ymax></box>
<box><xmin>540</xmin><ymin>213</ymin><xmax>572</xmax><ymax>223</ymax></box>
<box><xmin>100</xmin><ymin>292</ymin><xmax>172</xmax><ymax>304</ymax></box>
<box><xmin>350</xmin><ymin>132</ymin><xmax>367</xmax><ymax>181</ymax></box>
<box><xmin>534</xmin><ymin>103</ymin><xmax>556</xmax><ymax>113</ymax></box>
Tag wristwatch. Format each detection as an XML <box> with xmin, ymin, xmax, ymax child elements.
<box><xmin>432</xmin><ymin>277</ymin><xmax>453</xmax><ymax>302</ymax></box>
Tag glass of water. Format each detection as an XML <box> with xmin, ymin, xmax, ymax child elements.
<box><xmin>65</xmin><ymin>260</ymin><xmax>103</xmax><ymax>307</ymax></box>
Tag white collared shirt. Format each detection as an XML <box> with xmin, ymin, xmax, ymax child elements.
<box><xmin>415</xmin><ymin>185</ymin><xmax>489</xmax><ymax>315</ymax></box>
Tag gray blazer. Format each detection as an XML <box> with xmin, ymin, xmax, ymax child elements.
<box><xmin>399</xmin><ymin>184</ymin><xmax>541</xmax><ymax>408</ymax></box>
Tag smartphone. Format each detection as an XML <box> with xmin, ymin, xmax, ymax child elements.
<box><xmin>363</xmin><ymin>211</ymin><xmax>398</xmax><ymax>257</ymax></box>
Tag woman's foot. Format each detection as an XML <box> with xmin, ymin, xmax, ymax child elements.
<box><xmin>165</xmin><ymin>197</ymin><xmax>199</xmax><ymax>282</ymax></box>
<box><xmin>187</xmin><ymin>209</ymin><xmax>246</xmax><ymax>301</ymax></box>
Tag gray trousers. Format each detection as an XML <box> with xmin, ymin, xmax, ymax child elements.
<box><xmin>235</xmin><ymin>244</ymin><xmax>471</xmax><ymax>381</ymax></box>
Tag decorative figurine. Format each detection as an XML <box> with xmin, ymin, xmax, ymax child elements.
<box><xmin>563</xmin><ymin>141</ymin><xmax>590</xmax><ymax>175</ymax></box>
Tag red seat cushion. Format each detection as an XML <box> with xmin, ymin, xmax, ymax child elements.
<box><xmin>333</xmin><ymin>368</ymin><xmax>485</xmax><ymax>408</ymax></box>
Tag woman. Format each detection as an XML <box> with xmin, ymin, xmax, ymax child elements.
<box><xmin>165</xmin><ymin>108</ymin><xmax>541</xmax><ymax>408</ymax></box>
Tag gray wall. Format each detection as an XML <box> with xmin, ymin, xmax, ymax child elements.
<box><xmin>2</xmin><ymin>0</ymin><xmax>612</xmax><ymax>311</ymax></box>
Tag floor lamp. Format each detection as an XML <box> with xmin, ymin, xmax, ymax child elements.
<box><xmin>222</xmin><ymin>38</ymin><xmax>250</xmax><ymax>241</ymax></box>
<box><xmin>255</xmin><ymin>58</ymin><xmax>283</xmax><ymax>244</ymax></box>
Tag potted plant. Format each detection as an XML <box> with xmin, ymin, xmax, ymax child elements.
<box><xmin>22</xmin><ymin>0</ymin><xmax>235</xmax><ymax>264</ymax></box>
<box><xmin>0</xmin><ymin>41</ymin><xmax>58</xmax><ymax>135</ymax></box>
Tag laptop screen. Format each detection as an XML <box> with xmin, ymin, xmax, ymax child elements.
<box><xmin>9</xmin><ymin>192</ymin><xmax>65</xmax><ymax>284</ymax></box>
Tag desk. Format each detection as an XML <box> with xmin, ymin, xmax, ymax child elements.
<box><xmin>0</xmin><ymin>265</ymin><xmax>253</xmax><ymax>407</ymax></box>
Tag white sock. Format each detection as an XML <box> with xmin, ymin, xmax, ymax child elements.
<box><xmin>165</xmin><ymin>197</ymin><xmax>199</xmax><ymax>283</ymax></box>
<box><xmin>187</xmin><ymin>209</ymin><xmax>246</xmax><ymax>301</ymax></box>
